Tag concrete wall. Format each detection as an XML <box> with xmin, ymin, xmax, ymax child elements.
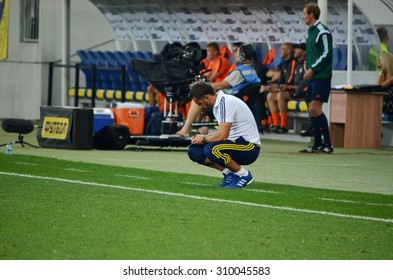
<box><xmin>0</xmin><ymin>0</ymin><xmax>41</xmax><ymax>120</ymax></box>
<box><xmin>0</xmin><ymin>0</ymin><xmax>115</xmax><ymax>120</ymax></box>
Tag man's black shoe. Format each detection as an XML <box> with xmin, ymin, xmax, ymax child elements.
<box><xmin>316</xmin><ymin>144</ymin><xmax>334</xmax><ymax>154</ymax></box>
<box><xmin>277</xmin><ymin>127</ymin><xmax>289</xmax><ymax>134</ymax></box>
<box><xmin>299</xmin><ymin>145</ymin><xmax>317</xmax><ymax>153</ymax></box>
<box><xmin>263</xmin><ymin>126</ymin><xmax>271</xmax><ymax>133</ymax></box>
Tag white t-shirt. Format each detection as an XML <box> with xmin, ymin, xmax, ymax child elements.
<box><xmin>212</xmin><ymin>90</ymin><xmax>261</xmax><ymax>145</ymax></box>
<box><xmin>225</xmin><ymin>70</ymin><xmax>244</xmax><ymax>88</ymax></box>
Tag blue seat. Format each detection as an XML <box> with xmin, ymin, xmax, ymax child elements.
<box><xmin>95</xmin><ymin>51</ymin><xmax>112</xmax><ymax>90</ymax></box>
<box><xmin>76</xmin><ymin>50</ymin><xmax>93</xmax><ymax>89</ymax></box>
<box><xmin>332</xmin><ymin>48</ymin><xmax>343</xmax><ymax>70</ymax></box>
<box><xmin>123</xmin><ymin>51</ymin><xmax>143</xmax><ymax>91</ymax></box>
<box><xmin>113</xmin><ymin>51</ymin><xmax>134</xmax><ymax>91</ymax></box>
<box><xmin>84</xmin><ymin>50</ymin><xmax>107</xmax><ymax>89</ymax></box>
<box><xmin>144</xmin><ymin>51</ymin><xmax>153</xmax><ymax>60</ymax></box>
<box><xmin>137</xmin><ymin>52</ymin><xmax>152</xmax><ymax>91</ymax></box>
<box><xmin>339</xmin><ymin>47</ymin><xmax>358</xmax><ymax>71</ymax></box>
<box><xmin>134</xmin><ymin>51</ymin><xmax>147</xmax><ymax>60</ymax></box>
<box><xmin>103</xmin><ymin>51</ymin><xmax>124</xmax><ymax>90</ymax></box>
<box><xmin>131</xmin><ymin>51</ymin><xmax>152</xmax><ymax>91</ymax></box>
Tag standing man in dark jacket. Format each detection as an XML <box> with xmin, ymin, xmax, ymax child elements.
<box><xmin>300</xmin><ymin>2</ymin><xmax>334</xmax><ymax>153</ymax></box>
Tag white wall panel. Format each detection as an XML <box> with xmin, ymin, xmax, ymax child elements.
<box><xmin>0</xmin><ymin>0</ymin><xmax>115</xmax><ymax>119</ymax></box>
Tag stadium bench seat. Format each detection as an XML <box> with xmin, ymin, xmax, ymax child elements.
<box><xmin>287</xmin><ymin>99</ymin><xmax>309</xmax><ymax>134</ymax></box>
<box><xmin>70</xmin><ymin>50</ymin><xmax>153</xmax><ymax>105</ymax></box>
<box><xmin>68</xmin><ymin>88</ymin><xmax>149</xmax><ymax>102</ymax></box>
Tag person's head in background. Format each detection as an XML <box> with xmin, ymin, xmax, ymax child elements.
<box><xmin>293</xmin><ymin>43</ymin><xmax>306</xmax><ymax>60</ymax></box>
<box><xmin>280</xmin><ymin>42</ymin><xmax>294</xmax><ymax>61</ymax></box>
<box><xmin>377</xmin><ymin>27</ymin><xmax>389</xmax><ymax>45</ymax></box>
<box><xmin>231</xmin><ymin>42</ymin><xmax>244</xmax><ymax>56</ymax></box>
<box><xmin>234</xmin><ymin>44</ymin><xmax>256</xmax><ymax>64</ymax></box>
<box><xmin>206</xmin><ymin>42</ymin><xmax>220</xmax><ymax>61</ymax></box>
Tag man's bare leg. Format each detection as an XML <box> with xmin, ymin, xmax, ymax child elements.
<box><xmin>175</xmin><ymin>100</ymin><xmax>202</xmax><ymax>137</ymax></box>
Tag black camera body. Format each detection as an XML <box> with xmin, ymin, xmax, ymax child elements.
<box><xmin>132</xmin><ymin>44</ymin><xmax>207</xmax><ymax>102</ymax></box>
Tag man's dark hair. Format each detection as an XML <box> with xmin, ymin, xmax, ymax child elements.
<box><xmin>238</xmin><ymin>44</ymin><xmax>256</xmax><ymax>62</ymax></box>
<box><xmin>304</xmin><ymin>3</ymin><xmax>320</xmax><ymax>20</ymax></box>
<box><xmin>188</xmin><ymin>82</ymin><xmax>216</xmax><ymax>99</ymax></box>
<box><xmin>377</xmin><ymin>27</ymin><xmax>389</xmax><ymax>43</ymax></box>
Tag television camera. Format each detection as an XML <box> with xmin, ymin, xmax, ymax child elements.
<box><xmin>133</xmin><ymin>44</ymin><xmax>207</xmax><ymax>104</ymax></box>
<box><xmin>132</xmin><ymin>44</ymin><xmax>209</xmax><ymax>137</ymax></box>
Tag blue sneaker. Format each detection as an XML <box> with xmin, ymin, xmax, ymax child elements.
<box><xmin>225</xmin><ymin>171</ymin><xmax>254</xmax><ymax>188</ymax></box>
<box><xmin>218</xmin><ymin>173</ymin><xmax>235</xmax><ymax>187</ymax></box>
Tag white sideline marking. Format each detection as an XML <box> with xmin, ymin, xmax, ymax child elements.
<box><xmin>181</xmin><ymin>181</ymin><xmax>280</xmax><ymax>194</ymax></box>
<box><xmin>318</xmin><ymin>197</ymin><xmax>393</xmax><ymax>207</ymax></box>
<box><xmin>115</xmin><ymin>174</ymin><xmax>151</xmax><ymax>180</ymax></box>
<box><xmin>1</xmin><ymin>171</ymin><xmax>392</xmax><ymax>224</ymax></box>
<box><xmin>64</xmin><ymin>168</ymin><xmax>91</xmax><ymax>173</ymax></box>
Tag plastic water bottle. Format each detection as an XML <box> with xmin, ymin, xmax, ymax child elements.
<box><xmin>5</xmin><ymin>143</ymin><xmax>13</xmax><ymax>155</ymax></box>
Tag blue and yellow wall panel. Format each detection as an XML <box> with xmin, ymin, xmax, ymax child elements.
<box><xmin>0</xmin><ymin>0</ymin><xmax>9</xmax><ymax>61</ymax></box>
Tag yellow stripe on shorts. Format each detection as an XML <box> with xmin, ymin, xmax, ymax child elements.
<box><xmin>212</xmin><ymin>142</ymin><xmax>255</xmax><ymax>165</ymax></box>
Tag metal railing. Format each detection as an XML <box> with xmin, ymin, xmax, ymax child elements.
<box><xmin>47</xmin><ymin>62</ymin><xmax>127</xmax><ymax>108</ymax></box>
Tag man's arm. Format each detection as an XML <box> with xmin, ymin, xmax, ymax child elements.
<box><xmin>191</xmin><ymin>122</ymin><xmax>232</xmax><ymax>145</ymax></box>
<box><xmin>310</xmin><ymin>33</ymin><xmax>331</xmax><ymax>74</ymax></box>
<box><xmin>211</xmin><ymin>69</ymin><xmax>244</xmax><ymax>91</ymax></box>
<box><xmin>211</xmin><ymin>80</ymin><xmax>231</xmax><ymax>91</ymax></box>
<box><xmin>208</xmin><ymin>72</ymin><xmax>220</xmax><ymax>82</ymax></box>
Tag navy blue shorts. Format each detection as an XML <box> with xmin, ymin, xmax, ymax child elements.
<box><xmin>306</xmin><ymin>78</ymin><xmax>332</xmax><ymax>103</ymax></box>
<box><xmin>188</xmin><ymin>136</ymin><xmax>260</xmax><ymax>167</ymax></box>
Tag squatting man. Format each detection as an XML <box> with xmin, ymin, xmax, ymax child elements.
<box><xmin>187</xmin><ymin>82</ymin><xmax>261</xmax><ymax>188</ymax></box>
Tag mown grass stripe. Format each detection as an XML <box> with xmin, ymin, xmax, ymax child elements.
<box><xmin>1</xmin><ymin>171</ymin><xmax>392</xmax><ymax>224</ymax></box>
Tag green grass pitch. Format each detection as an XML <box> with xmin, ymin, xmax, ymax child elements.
<box><xmin>1</xmin><ymin>153</ymin><xmax>392</xmax><ymax>260</ymax></box>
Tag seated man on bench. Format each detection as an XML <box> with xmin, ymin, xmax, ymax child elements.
<box><xmin>264</xmin><ymin>43</ymin><xmax>307</xmax><ymax>133</ymax></box>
